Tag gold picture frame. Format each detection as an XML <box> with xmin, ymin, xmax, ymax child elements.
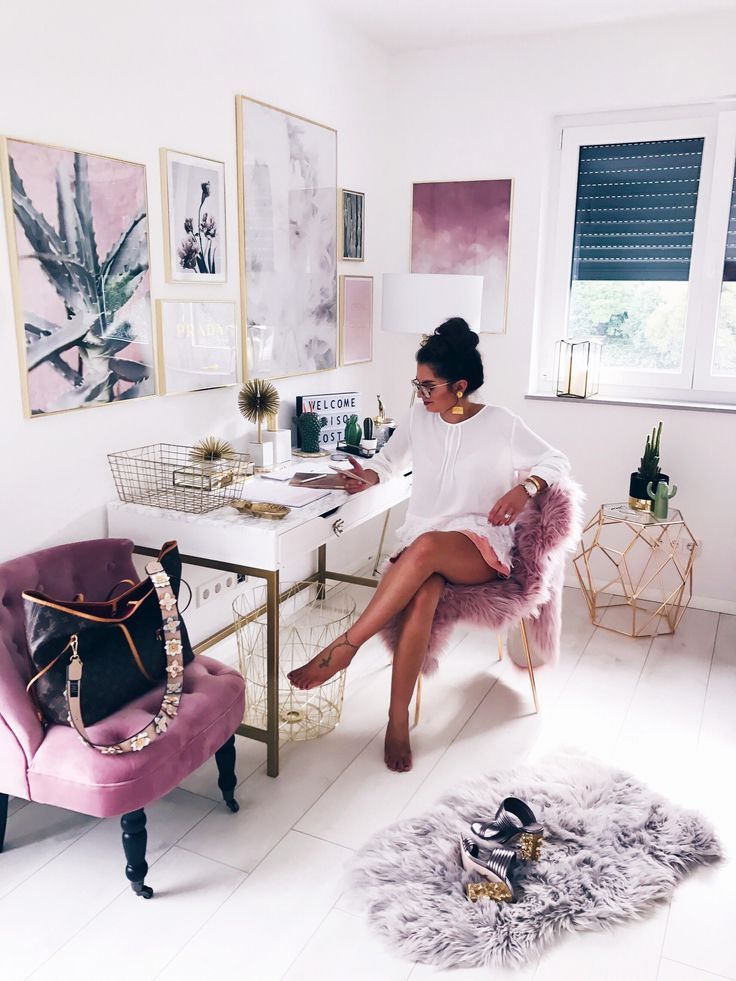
<box><xmin>1</xmin><ymin>135</ymin><xmax>157</xmax><ymax>418</ymax></box>
<box><xmin>339</xmin><ymin>274</ymin><xmax>373</xmax><ymax>366</ymax></box>
<box><xmin>160</xmin><ymin>148</ymin><xmax>227</xmax><ymax>284</ymax></box>
<box><xmin>410</xmin><ymin>177</ymin><xmax>514</xmax><ymax>335</ymax></box>
<box><xmin>155</xmin><ymin>299</ymin><xmax>239</xmax><ymax>396</ymax></box>
<box><xmin>236</xmin><ymin>94</ymin><xmax>338</xmax><ymax>381</ymax></box>
<box><xmin>339</xmin><ymin>187</ymin><xmax>365</xmax><ymax>261</ymax></box>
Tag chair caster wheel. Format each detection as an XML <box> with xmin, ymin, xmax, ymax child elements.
<box><xmin>132</xmin><ymin>882</ymin><xmax>154</xmax><ymax>899</ymax></box>
<box><xmin>225</xmin><ymin>797</ymin><xmax>240</xmax><ymax>813</ymax></box>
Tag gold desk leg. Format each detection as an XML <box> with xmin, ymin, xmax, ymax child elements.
<box><xmin>372</xmin><ymin>509</ymin><xmax>392</xmax><ymax>577</ymax></box>
<box><xmin>265</xmin><ymin>568</ymin><xmax>280</xmax><ymax>778</ymax></box>
<box><xmin>317</xmin><ymin>543</ymin><xmax>327</xmax><ymax>602</ymax></box>
<box><xmin>519</xmin><ymin>619</ymin><xmax>540</xmax><ymax>714</ymax></box>
<box><xmin>413</xmin><ymin>673</ymin><xmax>423</xmax><ymax>727</ymax></box>
<box><xmin>497</xmin><ymin>633</ymin><xmax>503</xmax><ymax>661</ymax></box>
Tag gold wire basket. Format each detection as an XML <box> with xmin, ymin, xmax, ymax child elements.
<box><xmin>108</xmin><ymin>443</ymin><xmax>254</xmax><ymax>514</ymax></box>
<box><xmin>233</xmin><ymin>582</ymin><xmax>356</xmax><ymax>741</ymax></box>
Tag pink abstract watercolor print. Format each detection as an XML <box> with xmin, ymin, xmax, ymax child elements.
<box><xmin>411</xmin><ymin>179</ymin><xmax>512</xmax><ymax>333</ymax></box>
<box><xmin>341</xmin><ymin>276</ymin><xmax>373</xmax><ymax>365</ymax></box>
<box><xmin>7</xmin><ymin>139</ymin><xmax>154</xmax><ymax>415</ymax></box>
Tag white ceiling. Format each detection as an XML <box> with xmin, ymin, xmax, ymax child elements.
<box><xmin>318</xmin><ymin>0</ymin><xmax>736</xmax><ymax>50</ymax></box>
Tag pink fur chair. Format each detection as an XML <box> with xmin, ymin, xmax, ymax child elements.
<box><xmin>0</xmin><ymin>538</ymin><xmax>246</xmax><ymax>899</ymax></box>
<box><xmin>381</xmin><ymin>482</ymin><xmax>584</xmax><ymax>719</ymax></box>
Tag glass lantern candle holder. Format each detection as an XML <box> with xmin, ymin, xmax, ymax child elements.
<box><xmin>555</xmin><ymin>338</ymin><xmax>602</xmax><ymax>398</ymax></box>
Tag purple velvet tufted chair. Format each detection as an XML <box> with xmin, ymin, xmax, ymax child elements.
<box><xmin>0</xmin><ymin>538</ymin><xmax>245</xmax><ymax>899</ymax></box>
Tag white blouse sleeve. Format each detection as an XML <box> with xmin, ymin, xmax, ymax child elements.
<box><xmin>367</xmin><ymin>417</ymin><xmax>412</xmax><ymax>482</ymax></box>
<box><xmin>511</xmin><ymin>414</ymin><xmax>570</xmax><ymax>487</ymax></box>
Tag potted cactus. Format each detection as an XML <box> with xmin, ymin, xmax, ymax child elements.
<box><xmin>361</xmin><ymin>416</ymin><xmax>377</xmax><ymax>453</ymax></box>
<box><xmin>344</xmin><ymin>414</ymin><xmax>362</xmax><ymax>447</ymax></box>
<box><xmin>629</xmin><ymin>422</ymin><xmax>669</xmax><ymax>511</ymax></box>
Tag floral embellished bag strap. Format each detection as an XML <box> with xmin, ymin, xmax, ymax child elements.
<box><xmin>65</xmin><ymin>560</ymin><xmax>184</xmax><ymax>755</ymax></box>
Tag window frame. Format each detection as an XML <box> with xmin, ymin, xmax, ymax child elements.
<box><xmin>533</xmin><ymin>102</ymin><xmax>736</xmax><ymax>403</ymax></box>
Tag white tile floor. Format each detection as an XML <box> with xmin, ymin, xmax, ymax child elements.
<box><xmin>2</xmin><ymin>586</ymin><xmax>734</xmax><ymax>981</ymax></box>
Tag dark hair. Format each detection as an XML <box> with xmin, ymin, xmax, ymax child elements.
<box><xmin>416</xmin><ymin>317</ymin><xmax>484</xmax><ymax>394</ymax></box>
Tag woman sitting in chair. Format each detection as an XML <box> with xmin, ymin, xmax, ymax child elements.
<box><xmin>288</xmin><ymin>318</ymin><xmax>570</xmax><ymax>772</ymax></box>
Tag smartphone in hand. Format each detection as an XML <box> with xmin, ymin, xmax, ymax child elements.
<box><xmin>328</xmin><ymin>463</ymin><xmax>372</xmax><ymax>485</ymax></box>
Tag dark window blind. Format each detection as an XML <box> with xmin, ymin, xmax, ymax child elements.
<box><xmin>571</xmin><ymin>138</ymin><xmax>704</xmax><ymax>282</ymax></box>
<box><xmin>723</xmin><ymin>163</ymin><xmax>736</xmax><ymax>282</ymax></box>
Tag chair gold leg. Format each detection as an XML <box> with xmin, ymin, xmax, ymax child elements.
<box><xmin>413</xmin><ymin>673</ymin><xmax>423</xmax><ymax>727</ymax></box>
<box><xmin>518</xmin><ymin>619</ymin><xmax>540</xmax><ymax>714</ymax></box>
<box><xmin>497</xmin><ymin>633</ymin><xmax>503</xmax><ymax>661</ymax></box>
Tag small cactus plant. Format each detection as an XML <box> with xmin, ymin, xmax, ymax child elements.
<box><xmin>293</xmin><ymin>412</ymin><xmax>327</xmax><ymax>453</ymax></box>
<box><xmin>363</xmin><ymin>417</ymin><xmax>374</xmax><ymax>440</ymax></box>
<box><xmin>638</xmin><ymin>421</ymin><xmax>662</xmax><ymax>481</ymax></box>
<box><xmin>647</xmin><ymin>480</ymin><xmax>677</xmax><ymax>520</ymax></box>
<box><xmin>344</xmin><ymin>414</ymin><xmax>362</xmax><ymax>445</ymax></box>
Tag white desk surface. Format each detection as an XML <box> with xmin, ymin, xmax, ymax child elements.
<box><xmin>107</xmin><ymin>468</ymin><xmax>412</xmax><ymax>571</ymax></box>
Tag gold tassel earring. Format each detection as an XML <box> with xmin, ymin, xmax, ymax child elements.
<box><xmin>452</xmin><ymin>391</ymin><xmax>465</xmax><ymax>416</ymax></box>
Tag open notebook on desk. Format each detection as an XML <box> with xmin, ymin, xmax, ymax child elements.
<box><xmin>243</xmin><ymin>478</ymin><xmax>332</xmax><ymax>508</ymax></box>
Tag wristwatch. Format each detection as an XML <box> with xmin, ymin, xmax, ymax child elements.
<box><xmin>522</xmin><ymin>478</ymin><xmax>540</xmax><ymax>498</ymax></box>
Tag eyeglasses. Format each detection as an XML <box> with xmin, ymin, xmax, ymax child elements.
<box><xmin>410</xmin><ymin>379</ymin><xmax>451</xmax><ymax>399</ymax></box>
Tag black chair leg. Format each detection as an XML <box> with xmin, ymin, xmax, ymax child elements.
<box><xmin>214</xmin><ymin>735</ymin><xmax>240</xmax><ymax>813</ymax></box>
<box><xmin>0</xmin><ymin>793</ymin><xmax>8</xmax><ymax>853</ymax></box>
<box><xmin>121</xmin><ymin>808</ymin><xmax>153</xmax><ymax>898</ymax></box>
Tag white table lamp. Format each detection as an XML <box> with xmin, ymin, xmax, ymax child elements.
<box><xmin>381</xmin><ymin>273</ymin><xmax>483</xmax><ymax>334</ymax></box>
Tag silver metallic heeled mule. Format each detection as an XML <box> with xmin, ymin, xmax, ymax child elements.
<box><xmin>460</xmin><ymin>836</ymin><xmax>518</xmax><ymax>902</ymax></box>
<box><xmin>470</xmin><ymin>796</ymin><xmax>543</xmax><ymax>861</ymax></box>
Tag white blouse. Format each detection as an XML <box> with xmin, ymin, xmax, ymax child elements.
<box><xmin>368</xmin><ymin>403</ymin><xmax>570</xmax><ymax>570</ymax></box>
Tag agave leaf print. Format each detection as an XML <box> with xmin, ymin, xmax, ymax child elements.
<box><xmin>8</xmin><ymin>143</ymin><xmax>153</xmax><ymax>414</ymax></box>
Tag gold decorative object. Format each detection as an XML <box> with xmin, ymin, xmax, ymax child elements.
<box><xmin>190</xmin><ymin>436</ymin><xmax>235</xmax><ymax>464</ymax></box>
<box><xmin>233</xmin><ymin>582</ymin><xmax>355</xmax><ymax>741</ymax></box>
<box><xmin>573</xmin><ymin>504</ymin><xmax>698</xmax><ymax>638</ymax></box>
<box><xmin>238</xmin><ymin>379</ymin><xmax>280</xmax><ymax>442</ymax></box>
<box><xmin>518</xmin><ymin>833</ymin><xmax>543</xmax><ymax>862</ymax></box>
<box><xmin>466</xmin><ymin>881</ymin><xmax>513</xmax><ymax>903</ymax></box>
<box><xmin>232</xmin><ymin>500</ymin><xmax>290</xmax><ymax>520</ymax></box>
<box><xmin>108</xmin><ymin>443</ymin><xmax>253</xmax><ymax>514</ymax></box>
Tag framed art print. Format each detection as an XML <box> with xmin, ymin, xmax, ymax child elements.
<box><xmin>411</xmin><ymin>178</ymin><xmax>513</xmax><ymax>334</ymax></box>
<box><xmin>1</xmin><ymin>137</ymin><xmax>155</xmax><ymax>417</ymax></box>
<box><xmin>340</xmin><ymin>188</ymin><xmax>364</xmax><ymax>261</ymax></box>
<box><xmin>237</xmin><ymin>95</ymin><xmax>337</xmax><ymax>379</ymax></box>
<box><xmin>340</xmin><ymin>275</ymin><xmax>373</xmax><ymax>366</ymax></box>
<box><xmin>156</xmin><ymin>300</ymin><xmax>238</xmax><ymax>394</ymax></box>
<box><xmin>161</xmin><ymin>149</ymin><xmax>227</xmax><ymax>283</ymax></box>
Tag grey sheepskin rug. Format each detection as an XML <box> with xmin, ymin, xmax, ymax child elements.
<box><xmin>351</xmin><ymin>752</ymin><xmax>722</xmax><ymax>969</ymax></box>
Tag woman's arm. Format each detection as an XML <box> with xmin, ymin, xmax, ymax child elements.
<box><xmin>337</xmin><ymin>416</ymin><xmax>413</xmax><ymax>494</ymax></box>
<box><xmin>510</xmin><ymin>415</ymin><xmax>570</xmax><ymax>487</ymax></box>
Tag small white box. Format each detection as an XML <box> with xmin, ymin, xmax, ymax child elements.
<box><xmin>247</xmin><ymin>441</ymin><xmax>274</xmax><ymax>469</ymax></box>
<box><xmin>262</xmin><ymin>429</ymin><xmax>292</xmax><ymax>466</ymax></box>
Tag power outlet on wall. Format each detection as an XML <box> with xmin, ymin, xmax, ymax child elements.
<box><xmin>195</xmin><ymin>572</ymin><xmax>243</xmax><ymax>608</ymax></box>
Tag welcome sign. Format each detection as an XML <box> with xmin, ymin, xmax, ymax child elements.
<box><xmin>295</xmin><ymin>391</ymin><xmax>361</xmax><ymax>447</ymax></box>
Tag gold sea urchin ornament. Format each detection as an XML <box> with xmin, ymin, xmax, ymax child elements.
<box><xmin>190</xmin><ymin>436</ymin><xmax>236</xmax><ymax>464</ymax></box>
<box><xmin>238</xmin><ymin>380</ymin><xmax>280</xmax><ymax>442</ymax></box>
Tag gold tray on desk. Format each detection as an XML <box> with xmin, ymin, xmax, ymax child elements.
<box><xmin>232</xmin><ymin>500</ymin><xmax>291</xmax><ymax>520</ymax></box>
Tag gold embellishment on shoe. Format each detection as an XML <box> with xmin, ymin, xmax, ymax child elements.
<box><xmin>466</xmin><ymin>881</ymin><xmax>513</xmax><ymax>902</ymax></box>
<box><xmin>519</xmin><ymin>832</ymin><xmax>542</xmax><ymax>861</ymax></box>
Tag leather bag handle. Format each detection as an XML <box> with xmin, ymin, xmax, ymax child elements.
<box><xmin>65</xmin><ymin>560</ymin><xmax>184</xmax><ymax>754</ymax></box>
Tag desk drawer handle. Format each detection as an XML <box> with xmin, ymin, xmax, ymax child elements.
<box><xmin>332</xmin><ymin>519</ymin><xmax>345</xmax><ymax>537</ymax></box>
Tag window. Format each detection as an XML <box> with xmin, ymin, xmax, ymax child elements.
<box><xmin>535</xmin><ymin>106</ymin><xmax>736</xmax><ymax>402</ymax></box>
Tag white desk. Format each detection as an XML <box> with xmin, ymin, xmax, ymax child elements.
<box><xmin>107</xmin><ymin>470</ymin><xmax>412</xmax><ymax>776</ymax></box>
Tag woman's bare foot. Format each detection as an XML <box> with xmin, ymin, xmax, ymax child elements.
<box><xmin>287</xmin><ymin>632</ymin><xmax>358</xmax><ymax>690</ymax></box>
<box><xmin>384</xmin><ymin>713</ymin><xmax>412</xmax><ymax>772</ymax></box>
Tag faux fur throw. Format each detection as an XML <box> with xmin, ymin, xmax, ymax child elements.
<box><xmin>379</xmin><ymin>481</ymin><xmax>585</xmax><ymax>673</ymax></box>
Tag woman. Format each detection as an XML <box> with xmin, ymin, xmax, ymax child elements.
<box><xmin>288</xmin><ymin>319</ymin><xmax>570</xmax><ymax>772</ymax></box>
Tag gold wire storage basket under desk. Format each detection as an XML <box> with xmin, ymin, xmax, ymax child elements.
<box><xmin>108</xmin><ymin>443</ymin><xmax>253</xmax><ymax>514</ymax></box>
<box><xmin>233</xmin><ymin>582</ymin><xmax>356</xmax><ymax>742</ymax></box>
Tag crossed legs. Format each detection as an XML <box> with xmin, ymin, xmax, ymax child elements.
<box><xmin>287</xmin><ymin>531</ymin><xmax>499</xmax><ymax>770</ymax></box>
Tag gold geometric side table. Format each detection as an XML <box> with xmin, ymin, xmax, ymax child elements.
<box><xmin>573</xmin><ymin>503</ymin><xmax>698</xmax><ymax>638</ymax></box>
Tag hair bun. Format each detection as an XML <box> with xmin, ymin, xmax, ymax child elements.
<box><xmin>434</xmin><ymin>317</ymin><xmax>479</xmax><ymax>350</ymax></box>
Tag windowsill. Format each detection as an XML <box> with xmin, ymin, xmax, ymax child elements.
<box><xmin>525</xmin><ymin>392</ymin><xmax>736</xmax><ymax>413</ymax></box>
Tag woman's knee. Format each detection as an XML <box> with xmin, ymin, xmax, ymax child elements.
<box><xmin>406</xmin><ymin>532</ymin><xmax>444</xmax><ymax>566</ymax></box>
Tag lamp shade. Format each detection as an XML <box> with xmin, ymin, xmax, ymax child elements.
<box><xmin>381</xmin><ymin>273</ymin><xmax>483</xmax><ymax>334</ymax></box>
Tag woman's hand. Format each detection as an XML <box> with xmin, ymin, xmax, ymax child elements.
<box><xmin>488</xmin><ymin>485</ymin><xmax>530</xmax><ymax>526</ymax></box>
<box><xmin>337</xmin><ymin>456</ymin><xmax>380</xmax><ymax>495</ymax></box>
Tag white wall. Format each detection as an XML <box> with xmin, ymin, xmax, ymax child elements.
<box><xmin>388</xmin><ymin>11</ymin><xmax>736</xmax><ymax>609</ymax></box>
<box><xmin>0</xmin><ymin>0</ymin><xmax>397</xmax><ymax>638</ymax></box>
